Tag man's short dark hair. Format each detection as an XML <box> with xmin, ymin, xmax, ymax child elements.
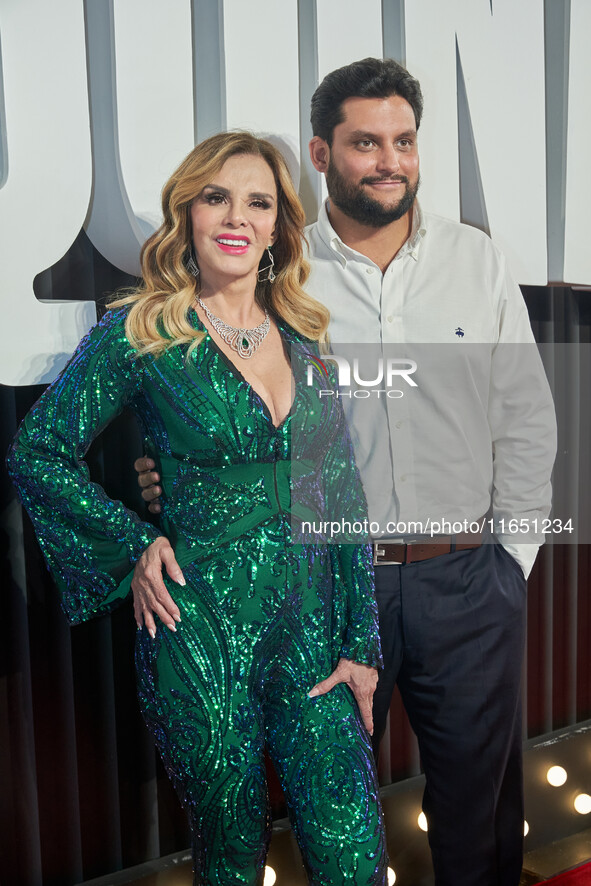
<box><xmin>310</xmin><ymin>57</ymin><xmax>423</xmax><ymax>145</ymax></box>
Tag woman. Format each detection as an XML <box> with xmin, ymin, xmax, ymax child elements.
<box><xmin>8</xmin><ymin>132</ymin><xmax>388</xmax><ymax>884</ymax></box>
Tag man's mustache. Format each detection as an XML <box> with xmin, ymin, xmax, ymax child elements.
<box><xmin>360</xmin><ymin>175</ymin><xmax>409</xmax><ymax>185</ymax></box>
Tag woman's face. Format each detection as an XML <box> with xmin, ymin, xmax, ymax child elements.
<box><xmin>190</xmin><ymin>153</ymin><xmax>278</xmax><ymax>288</ymax></box>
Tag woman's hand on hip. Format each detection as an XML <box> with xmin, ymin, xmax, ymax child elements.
<box><xmin>308</xmin><ymin>658</ymin><xmax>379</xmax><ymax>735</ymax></box>
<box><xmin>132</xmin><ymin>537</ymin><xmax>184</xmax><ymax>637</ymax></box>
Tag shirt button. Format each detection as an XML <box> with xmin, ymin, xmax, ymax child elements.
<box><xmin>366</xmin><ymin>267</ymin><xmax>375</xmax><ymax>274</ymax></box>
<box><xmin>386</xmin><ymin>315</ymin><xmax>394</xmax><ymax>323</ymax></box>
<box><xmin>400</xmin><ymin>474</ymin><xmax>407</xmax><ymax>482</ymax></box>
<box><xmin>395</xmin><ymin>421</ymin><xmax>403</xmax><ymax>429</ymax></box>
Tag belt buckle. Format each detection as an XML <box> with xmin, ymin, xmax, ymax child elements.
<box><xmin>373</xmin><ymin>538</ymin><xmax>411</xmax><ymax>566</ymax></box>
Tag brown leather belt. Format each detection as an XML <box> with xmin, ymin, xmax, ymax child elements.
<box><xmin>373</xmin><ymin>536</ymin><xmax>482</xmax><ymax>566</ymax></box>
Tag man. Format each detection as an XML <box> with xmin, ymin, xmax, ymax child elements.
<box><xmin>136</xmin><ymin>58</ymin><xmax>556</xmax><ymax>886</ymax></box>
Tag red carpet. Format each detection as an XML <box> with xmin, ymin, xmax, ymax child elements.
<box><xmin>541</xmin><ymin>862</ymin><xmax>591</xmax><ymax>885</ymax></box>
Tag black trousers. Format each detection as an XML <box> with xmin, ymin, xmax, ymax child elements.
<box><xmin>372</xmin><ymin>542</ymin><xmax>527</xmax><ymax>886</ymax></box>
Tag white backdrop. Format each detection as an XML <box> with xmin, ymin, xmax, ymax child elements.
<box><xmin>0</xmin><ymin>0</ymin><xmax>587</xmax><ymax>386</ymax></box>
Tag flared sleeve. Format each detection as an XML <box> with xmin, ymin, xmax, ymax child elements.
<box><xmin>331</xmin><ymin>542</ymin><xmax>381</xmax><ymax>668</ymax></box>
<box><xmin>6</xmin><ymin>308</ymin><xmax>160</xmax><ymax>625</ymax></box>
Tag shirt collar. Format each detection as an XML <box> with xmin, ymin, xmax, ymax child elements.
<box><xmin>402</xmin><ymin>201</ymin><xmax>427</xmax><ymax>259</ymax></box>
<box><xmin>315</xmin><ymin>198</ymin><xmax>427</xmax><ymax>266</ymax></box>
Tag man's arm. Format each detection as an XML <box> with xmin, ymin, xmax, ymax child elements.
<box><xmin>488</xmin><ymin>252</ymin><xmax>557</xmax><ymax>577</ymax></box>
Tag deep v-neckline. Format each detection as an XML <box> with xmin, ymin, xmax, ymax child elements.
<box><xmin>190</xmin><ymin>307</ymin><xmax>296</xmax><ymax>430</ymax></box>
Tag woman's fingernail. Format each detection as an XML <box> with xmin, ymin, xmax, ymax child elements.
<box><xmin>173</xmin><ymin>614</ymin><xmax>181</xmax><ymax>623</ymax></box>
<box><xmin>308</xmin><ymin>688</ymin><xmax>319</xmax><ymax>698</ymax></box>
<box><xmin>149</xmin><ymin>628</ymin><xmax>156</xmax><ymax>639</ymax></box>
<box><xmin>168</xmin><ymin>623</ymin><xmax>177</xmax><ymax>632</ymax></box>
<box><xmin>177</xmin><ymin>575</ymin><xmax>186</xmax><ymax>587</ymax></box>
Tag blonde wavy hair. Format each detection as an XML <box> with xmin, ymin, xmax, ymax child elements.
<box><xmin>111</xmin><ymin>131</ymin><xmax>329</xmax><ymax>355</ymax></box>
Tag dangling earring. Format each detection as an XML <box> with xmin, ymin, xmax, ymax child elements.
<box><xmin>185</xmin><ymin>248</ymin><xmax>200</xmax><ymax>278</ymax></box>
<box><xmin>257</xmin><ymin>246</ymin><xmax>276</xmax><ymax>283</ymax></box>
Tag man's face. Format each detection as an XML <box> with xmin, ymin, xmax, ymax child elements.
<box><xmin>314</xmin><ymin>95</ymin><xmax>420</xmax><ymax>227</ymax></box>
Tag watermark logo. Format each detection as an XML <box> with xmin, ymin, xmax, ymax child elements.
<box><xmin>306</xmin><ymin>355</ymin><xmax>331</xmax><ymax>381</ymax></box>
<box><xmin>306</xmin><ymin>354</ymin><xmax>418</xmax><ymax>399</ymax></box>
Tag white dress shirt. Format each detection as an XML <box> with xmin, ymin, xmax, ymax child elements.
<box><xmin>304</xmin><ymin>200</ymin><xmax>557</xmax><ymax>577</ymax></box>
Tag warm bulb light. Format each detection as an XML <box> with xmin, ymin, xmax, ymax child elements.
<box><xmin>574</xmin><ymin>793</ymin><xmax>591</xmax><ymax>815</ymax></box>
<box><xmin>523</xmin><ymin>820</ymin><xmax>529</xmax><ymax>836</ymax></box>
<box><xmin>387</xmin><ymin>867</ymin><xmax>397</xmax><ymax>885</ymax></box>
<box><xmin>546</xmin><ymin>765</ymin><xmax>568</xmax><ymax>786</ymax></box>
<box><xmin>418</xmin><ymin>811</ymin><xmax>428</xmax><ymax>832</ymax></box>
<box><xmin>263</xmin><ymin>866</ymin><xmax>277</xmax><ymax>885</ymax></box>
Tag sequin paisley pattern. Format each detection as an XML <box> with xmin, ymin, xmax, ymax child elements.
<box><xmin>8</xmin><ymin>307</ymin><xmax>388</xmax><ymax>884</ymax></box>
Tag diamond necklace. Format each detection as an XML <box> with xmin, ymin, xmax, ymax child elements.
<box><xmin>197</xmin><ymin>296</ymin><xmax>270</xmax><ymax>359</ymax></box>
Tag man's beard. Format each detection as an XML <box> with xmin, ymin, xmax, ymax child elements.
<box><xmin>326</xmin><ymin>159</ymin><xmax>420</xmax><ymax>228</ymax></box>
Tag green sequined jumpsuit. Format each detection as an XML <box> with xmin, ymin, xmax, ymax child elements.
<box><xmin>8</xmin><ymin>308</ymin><xmax>388</xmax><ymax>885</ymax></box>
